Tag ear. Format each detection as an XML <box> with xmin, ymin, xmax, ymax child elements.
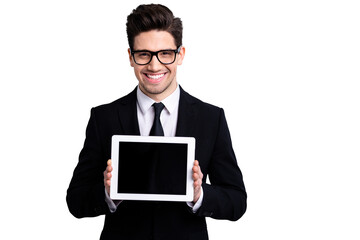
<box><xmin>177</xmin><ymin>46</ymin><xmax>185</xmax><ymax>66</ymax></box>
<box><xmin>128</xmin><ymin>48</ymin><xmax>135</xmax><ymax>67</ymax></box>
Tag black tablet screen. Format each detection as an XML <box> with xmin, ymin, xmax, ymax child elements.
<box><xmin>117</xmin><ymin>142</ymin><xmax>188</xmax><ymax>195</ymax></box>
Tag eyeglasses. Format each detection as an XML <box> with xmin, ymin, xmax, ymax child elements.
<box><xmin>131</xmin><ymin>46</ymin><xmax>181</xmax><ymax>65</ymax></box>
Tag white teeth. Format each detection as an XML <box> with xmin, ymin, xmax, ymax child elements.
<box><xmin>147</xmin><ymin>73</ymin><xmax>165</xmax><ymax>79</ymax></box>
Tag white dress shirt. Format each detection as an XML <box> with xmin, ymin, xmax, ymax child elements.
<box><xmin>136</xmin><ymin>84</ymin><xmax>179</xmax><ymax>137</ymax></box>
<box><xmin>105</xmin><ymin>84</ymin><xmax>203</xmax><ymax>212</ymax></box>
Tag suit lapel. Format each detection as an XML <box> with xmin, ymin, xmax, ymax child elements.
<box><xmin>176</xmin><ymin>87</ymin><xmax>197</xmax><ymax>137</ymax></box>
<box><xmin>117</xmin><ymin>87</ymin><xmax>140</xmax><ymax>135</ymax></box>
<box><xmin>117</xmin><ymin>86</ymin><xmax>197</xmax><ymax>137</ymax></box>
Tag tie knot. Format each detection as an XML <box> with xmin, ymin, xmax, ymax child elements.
<box><xmin>153</xmin><ymin>102</ymin><xmax>165</xmax><ymax>116</ymax></box>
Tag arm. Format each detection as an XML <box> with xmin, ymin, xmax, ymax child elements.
<box><xmin>196</xmin><ymin>109</ymin><xmax>247</xmax><ymax>221</ymax></box>
<box><xmin>66</xmin><ymin>108</ymin><xmax>110</xmax><ymax>218</ymax></box>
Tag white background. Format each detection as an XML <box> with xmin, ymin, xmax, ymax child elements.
<box><xmin>1</xmin><ymin>0</ymin><xmax>359</xmax><ymax>239</ymax></box>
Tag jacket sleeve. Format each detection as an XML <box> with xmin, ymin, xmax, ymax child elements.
<box><xmin>196</xmin><ymin>109</ymin><xmax>247</xmax><ymax>221</ymax></box>
<box><xmin>66</xmin><ymin>108</ymin><xmax>110</xmax><ymax>218</ymax></box>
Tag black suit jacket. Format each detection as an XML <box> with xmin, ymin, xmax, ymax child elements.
<box><xmin>66</xmin><ymin>87</ymin><xmax>247</xmax><ymax>240</ymax></box>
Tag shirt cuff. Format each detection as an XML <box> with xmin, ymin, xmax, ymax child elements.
<box><xmin>186</xmin><ymin>187</ymin><xmax>204</xmax><ymax>213</ymax></box>
<box><xmin>104</xmin><ymin>188</ymin><xmax>122</xmax><ymax>213</ymax></box>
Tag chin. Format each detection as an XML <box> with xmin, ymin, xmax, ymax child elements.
<box><xmin>142</xmin><ymin>85</ymin><xmax>167</xmax><ymax>95</ymax></box>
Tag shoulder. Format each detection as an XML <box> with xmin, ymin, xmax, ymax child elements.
<box><xmin>180</xmin><ymin>86</ymin><xmax>223</xmax><ymax>114</ymax></box>
<box><xmin>92</xmin><ymin>87</ymin><xmax>137</xmax><ymax>114</ymax></box>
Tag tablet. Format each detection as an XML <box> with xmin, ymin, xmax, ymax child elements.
<box><xmin>110</xmin><ymin>135</ymin><xmax>195</xmax><ymax>202</ymax></box>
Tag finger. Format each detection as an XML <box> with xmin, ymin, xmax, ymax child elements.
<box><xmin>198</xmin><ymin>166</ymin><xmax>203</xmax><ymax>179</ymax></box>
<box><xmin>193</xmin><ymin>172</ymin><xmax>199</xmax><ymax>180</ymax></box>
<box><xmin>193</xmin><ymin>161</ymin><xmax>201</xmax><ymax>173</ymax></box>
<box><xmin>196</xmin><ymin>163</ymin><xmax>203</xmax><ymax>179</ymax></box>
<box><xmin>106</xmin><ymin>172</ymin><xmax>112</xmax><ymax>179</ymax></box>
<box><xmin>106</xmin><ymin>165</ymin><xmax>113</xmax><ymax>173</ymax></box>
<box><xmin>106</xmin><ymin>179</ymin><xmax>111</xmax><ymax>185</ymax></box>
<box><xmin>194</xmin><ymin>178</ymin><xmax>202</xmax><ymax>188</ymax></box>
<box><xmin>193</xmin><ymin>179</ymin><xmax>199</xmax><ymax>187</ymax></box>
<box><xmin>192</xmin><ymin>165</ymin><xmax>198</xmax><ymax>174</ymax></box>
<box><xmin>107</xmin><ymin>159</ymin><xmax>112</xmax><ymax>166</ymax></box>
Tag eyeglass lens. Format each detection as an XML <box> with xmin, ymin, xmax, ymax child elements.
<box><xmin>133</xmin><ymin>50</ymin><xmax>176</xmax><ymax>65</ymax></box>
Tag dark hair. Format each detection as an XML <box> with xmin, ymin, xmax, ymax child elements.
<box><xmin>126</xmin><ymin>4</ymin><xmax>183</xmax><ymax>50</ymax></box>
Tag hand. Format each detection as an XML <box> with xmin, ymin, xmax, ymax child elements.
<box><xmin>192</xmin><ymin>160</ymin><xmax>203</xmax><ymax>203</ymax></box>
<box><xmin>103</xmin><ymin>159</ymin><xmax>112</xmax><ymax>195</ymax></box>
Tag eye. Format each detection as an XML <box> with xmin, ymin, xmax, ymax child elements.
<box><xmin>135</xmin><ymin>52</ymin><xmax>151</xmax><ymax>58</ymax></box>
<box><xmin>160</xmin><ymin>51</ymin><xmax>173</xmax><ymax>56</ymax></box>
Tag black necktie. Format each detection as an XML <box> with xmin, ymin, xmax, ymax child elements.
<box><xmin>150</xmin><ymin>102</ymin><xmax>165</xmax><ymax>136</ymax></box>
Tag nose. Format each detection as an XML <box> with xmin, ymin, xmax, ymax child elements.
<box><xmin>147</xmin><ymin>55</ymin><xmax>163</xmax><ymax>71</ymax></box>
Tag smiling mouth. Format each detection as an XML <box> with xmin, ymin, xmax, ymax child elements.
<box><xmin>144</xmin><ymin>73</ymin><xmax>166</xmax><ymax>83</ymax></box>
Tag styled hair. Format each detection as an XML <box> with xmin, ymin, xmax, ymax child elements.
<box><xmin>126</xmin><ymin>4</ymin><xmax>183</xmax><ymax>50</ymax></box>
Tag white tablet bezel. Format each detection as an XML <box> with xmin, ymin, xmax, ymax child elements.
<box><xmin>110</xmin><ymin>135</ymin><xmax>195</xmax><ymax>202</ymax></box>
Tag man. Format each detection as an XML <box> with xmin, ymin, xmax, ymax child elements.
<box><xmin>67</xmin><ymin>4</ymin><xmax>246</xmax><ymax>240</ymax></box>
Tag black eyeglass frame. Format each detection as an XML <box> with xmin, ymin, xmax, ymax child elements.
<box><xmin>130</xmin><ymin>46</ymin><xmax>182</xmax><ymax>65</ymax></box>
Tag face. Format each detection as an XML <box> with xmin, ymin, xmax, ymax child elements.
<box><xmin>128</xmin><ymin>30</ymin><xmax>185</xmax><ymax>101</ymax></box>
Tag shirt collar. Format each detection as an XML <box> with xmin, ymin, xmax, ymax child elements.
<box><xmin>136</xmin><ymin>84</ymin><xmax>180</xmax><ymax>115</ymax></box>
